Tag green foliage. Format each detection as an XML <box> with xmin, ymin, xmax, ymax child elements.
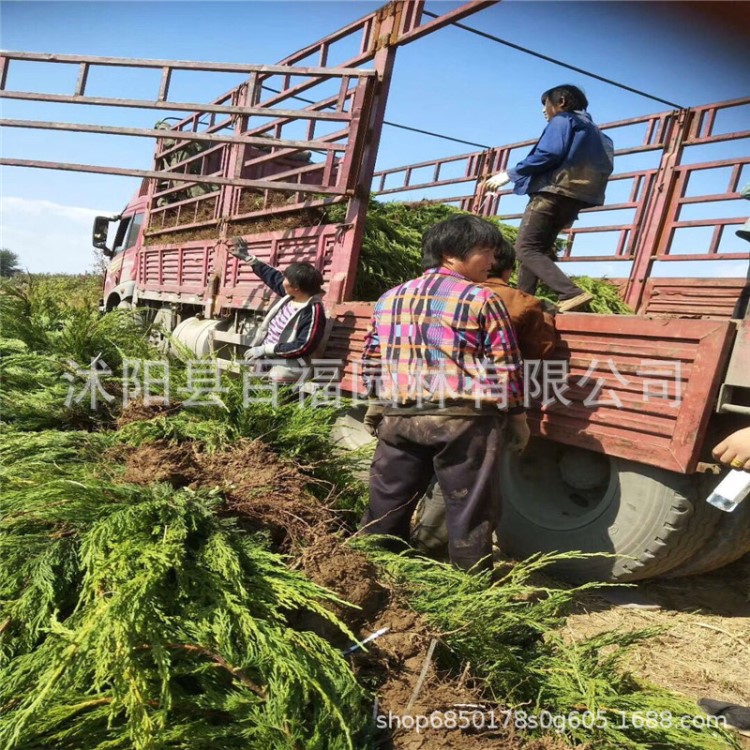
<box><xmin>0</xmin><ymin>345</ymin><xmax>115</xmax><ymax>431</ymax></box>
<box><xmin>532</xmin><ymin>274</ymin><xmax>633</xmax><ymax>314</ymax></box>
<box><xmin>354</xmin><ymin>542</ymin><xmax>600</xmax><ymax>698</ymax></box>
<box><xmin>531</xmin><ymin>631</ymin><xmax>740</xmax><ymax>750</ymax></box>
<box><xmin>0</xmin><ymin>465</ymin><xmax>370</xmax><ymax>750</ymax></box>
<box><xmin>355</xmin><ymin>542</ymin><xmax>738</xmax><ymax>750</ymax></box>
<box><xmin>0</xmin><ymin>277</ymin><xmax>150</xmax><ymax>367</ymax></box>
<box><xmin>0</xmin><ymin>429</ymin><xmax>114</xmax><ymax>489</ymax></box>
<box><xmin>0</xmin><ymin>277</ymin><xmax>153</xmax><ymax>432</ymax></box>
<box><xmin>326</xmin><ymin>199</ymin><xmax>630</xmax><ymax>313</ymax></box>
<box><xmin>0</xmin><ymin>249</ymin><xmax>22</xmax><ymax>278</ymax></box>
<box><xmin>327</xmin><ymin>200</ymin><xmax>519</xmax><ymax>301</ymax></box>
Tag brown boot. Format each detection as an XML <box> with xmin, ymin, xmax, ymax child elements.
<box><xmin>558</xmin><ymin>291</ymin><xmax>593</xmax><ymax>313</ymax></box>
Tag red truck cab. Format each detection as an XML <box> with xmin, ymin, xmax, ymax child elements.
<box><xmin>94</xmin><ymin>193</ymin><xmax>148</xmax><ymax>312</ymax></box>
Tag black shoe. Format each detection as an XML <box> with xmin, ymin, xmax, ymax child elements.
<box><xmin>698</xmin><ymin>698</ymin><xmax>750</xmax><ymax>736</ymax></box>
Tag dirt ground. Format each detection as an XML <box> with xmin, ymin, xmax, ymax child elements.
<box><xmin>566</xmin><ymin>557</ymin><xmax>750</xmax><ymax>748</ymax></box>
<box><xmin>116</xmin><ymin>430</ymin><xmax>575</xmax><ymax>749</ymax></box>
<box><xmin>300</xmin><ymin>535</ymin><xmax>575</xmax><ymax>750</ymax></box>
<box><xmin>113</xmin><ymin>403</ymin><xmax>749</xmax><ymax>749</ymax></box>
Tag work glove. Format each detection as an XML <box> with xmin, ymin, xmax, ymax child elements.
<box><xmin>363</xmin><ymin>404</ymin><xmax>385</xmax><ymax>436</ymax></box>
<box><xmin>229</xmin><ymin>237</ymin><xmax>258</xmax><ymax>265</ymax></box>
<box><xmin>485</xmin><ymin>171</ymin><xmax>511</xmax><ymax>192</ymax></box>
<box><xmin>505</xmin><ymin>413</ymin><xmax>530</xmax><ymax>453</ymax></box>
<box><xmin>246</xmin><ymin>345</ymin><xmax>271</xmax><ymax>360</ymax></box>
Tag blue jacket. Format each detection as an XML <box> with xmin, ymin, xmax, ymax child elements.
<box><xmin>508</xmin><ymin>111</ymin><xmax>614</xmax><ymax>207</ymax></box>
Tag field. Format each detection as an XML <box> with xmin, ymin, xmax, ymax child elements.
<box><xmin>0</xmin><ymin>273</ymin><xmax>747</xmax><ymax>750</ymax></box>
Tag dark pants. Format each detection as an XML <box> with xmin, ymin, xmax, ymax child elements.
<box><xmin>515</xmin><ymin>192</ymin><xmax>588</xmax><ymax>299</ymax></box>
<box><xmin>412</xmin><ymin>471</ymin><xmax>503</xmax><ymax>557</ymax></box>
<box><xmin>361</xmin><ymin>414</ymin><xmax>502</xmax><ymax>572</ymax></box>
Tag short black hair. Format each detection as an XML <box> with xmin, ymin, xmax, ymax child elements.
<box><xmin>422</xmin><ymin>215</ymin><xmax>503</xmax><ymax>269</ymax></box>
<box><xmin>488</xmin><ymin>232</ymin><xmax>516</xmax><ymax>277</ymax></box>
<box><xmin>284</xmin><ymin>262</ymin><xmax>324</xmax><ymax>295</ymax></box>
<box><xmin>541</xmin><ymin>84</ymin><xmax>588</xmax><ymax>112</ymax></box>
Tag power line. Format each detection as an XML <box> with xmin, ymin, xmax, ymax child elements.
<box><xmin>423</xmin><ymin>10</ymin><xmax>684</xmax><ymax>110</ymax></box>
<box><xmin>259</xmin><ymin>85</ymin><xmax>491</xmax><ymax>149</ymax></box>
<box><xmin>383</xmin><ymin>121</ymin><xmax>489</xmax><ymax>149</ymax></box>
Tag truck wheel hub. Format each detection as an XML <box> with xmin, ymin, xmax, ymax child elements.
<box><xmin>501</xmin><ymin>438</ymin><xmax>616</xmax><ymax>531</ymax></box>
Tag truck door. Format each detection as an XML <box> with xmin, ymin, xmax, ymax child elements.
<box><xmin>103</xmin><ymin>211</ymin><xmax>144</xmax><ymax>301</ymax></box>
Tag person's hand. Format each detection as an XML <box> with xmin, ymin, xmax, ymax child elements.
<box><xmin>485</xmin><ymin>171</ymin><xmax>511</xmax><ymax>192</ymax></box>
<box><xmin>229</xmin><ymin>237</ymin><xmax>258</xmax><ymax>264</ymax></box>
<box><xmin>712</xmin><ymin>427</ymin><xmax>750</xmax><ymax>471</ymax></box>
<box><xmin>246</xmin><ymin>345</ymin><xmax>267</xmax><ymax>360</ymax></box>
<box><xmin>505</xmin><ymin>413</ymin><xmax>530</xmax><ymax>453</ymax></box>
<box><xmin>363</xmin><ymin>404</ymin><xmax>385</xmax><ymax>436</ymax></box>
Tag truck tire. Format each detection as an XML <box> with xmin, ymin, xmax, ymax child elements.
<box><xmin>662</xmin><ymin>473</ymin><xmax>750</xmax><ymax>577</ymax></box>
<box><xmin>496</xmin><ymin>437</ymin><xmax>721</xmax><ymax>582</ymax></box>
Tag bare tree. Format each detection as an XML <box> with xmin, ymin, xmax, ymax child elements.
<box><xmin>91</xmin><ymin>247</ymin><xmax>109</xmax><ymax>276</ymax></box>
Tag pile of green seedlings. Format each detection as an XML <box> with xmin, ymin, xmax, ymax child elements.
<box><xmin>0</xmin><ymin>276</ymin><xmax>735</xmax><ymax>750</ymax></box>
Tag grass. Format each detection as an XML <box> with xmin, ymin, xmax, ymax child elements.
<box><xmin>0</xmin><ymin>274</ymin><xmax>733</xmax><ymax>750</ymax></box>
<box><xmin>354</xmin><ymin>541</ymin><xmax>740</xmax><ymax>750</ymax></box>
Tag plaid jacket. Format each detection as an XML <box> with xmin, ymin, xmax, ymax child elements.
<box><xmin>361</xmin><ymin>267</ymin><xmax>524</xmax><ymax>411</ymax></box>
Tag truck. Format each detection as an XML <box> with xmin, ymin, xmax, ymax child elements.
<box><xmin>2</xmin><ymin>0</ymin><xmax>749</xmax><ymax>582</ymax></box>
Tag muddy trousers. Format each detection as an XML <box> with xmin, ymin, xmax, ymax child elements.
<box><xmin>515</xmin><ymin>193</ymin><xmax>588</xmax><ymax>299</ymax></box>
<box><xmin>361</xmin><ymin>414</ymin><xmax>503</xmax><ymax>572</ymax></box>
<box><xmin>412</xmin><ymin>473</ymin><xmax>503</xmax><ymax>556</ymax></box>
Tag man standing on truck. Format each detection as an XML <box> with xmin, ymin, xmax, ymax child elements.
<box><xmin>359</xmin><ymin>215</ymin><xmax>528</xmax><ymax>573</ymax></box>
<box><xmin>230</xmin><ymin>238</ymin><xmax>326</xmax><ymax>384</ymax></box>
<box><xmin>485</xmin><ymin>84</ymin><xmax>614</xmax><ymax>313</ymax></box>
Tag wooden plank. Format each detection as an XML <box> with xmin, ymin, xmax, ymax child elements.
<box><xmin>669</xmin><ymin>320</ymin><xmax>736</xmax><ymax>471</ymax></box>
<box><xmin>0</xmin><ymin>157</ymin><xmax>347</xmax><ymax>194</ymax></box>
<box><xmin>1</xmin><ymin>118</ymin><xmax>347</xmax><ymax>151</ymax></box>
<box><xmin>643</xmin><ymin>278</ymin><xmax>745</xmax><ymax>317</ymax></box>
<box><xmin>0</xmin><ymin>91</ymin><xmax>352</xmax><ymax>120</ymax></box>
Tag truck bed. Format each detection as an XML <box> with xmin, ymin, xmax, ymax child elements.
<box><xmin>324</xmin><ymin>302</ymin><xmax>736</xmax><ymax>474</ymax></box>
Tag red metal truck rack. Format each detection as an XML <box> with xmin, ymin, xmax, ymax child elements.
<box><xmin>2</xmin><ymin>0</ymin><xmax>749</xmax><ymax>581</ymax></box>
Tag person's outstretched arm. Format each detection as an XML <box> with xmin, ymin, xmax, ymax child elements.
<box><xmin>229</xmin><ymin>237</ymin><xmax>285</xmax><ymax>296</ymax></box>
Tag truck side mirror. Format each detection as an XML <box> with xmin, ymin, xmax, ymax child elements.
<box><xmin>93</xmin><ymin>216</ymin><xmax>113</xmax><ymax>256</ymax></box>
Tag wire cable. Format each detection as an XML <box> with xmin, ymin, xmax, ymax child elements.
<box><xmin>422</xmin><ymin>10</ymin><xmax>684</xmax><ymax>110</ymax></box>
<box><xmin>260</xmin><ymin>85</ymin><xmax>491</xmax><ymax>149</ymax></box>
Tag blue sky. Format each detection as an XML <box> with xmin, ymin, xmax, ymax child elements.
<box><xmin>1</xmin><ymin>0</ymin><xmax>749</xmax><ymax>276</ymax></box>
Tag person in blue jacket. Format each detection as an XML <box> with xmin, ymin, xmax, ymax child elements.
<box><xmin>229</xmin><ymin>237</ymin><xmax>326</xmax><ymax>383</ymax></box>
<box><xmin>486</xmin><ymin>84</ymin><xmax>614</xmax><ymax>312</ymax></box>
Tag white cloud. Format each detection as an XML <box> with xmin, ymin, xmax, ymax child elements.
<box><xmin>0</xmin><ymin>196</ymin><xmax>111</xmax><ymax>274</ymax></box>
